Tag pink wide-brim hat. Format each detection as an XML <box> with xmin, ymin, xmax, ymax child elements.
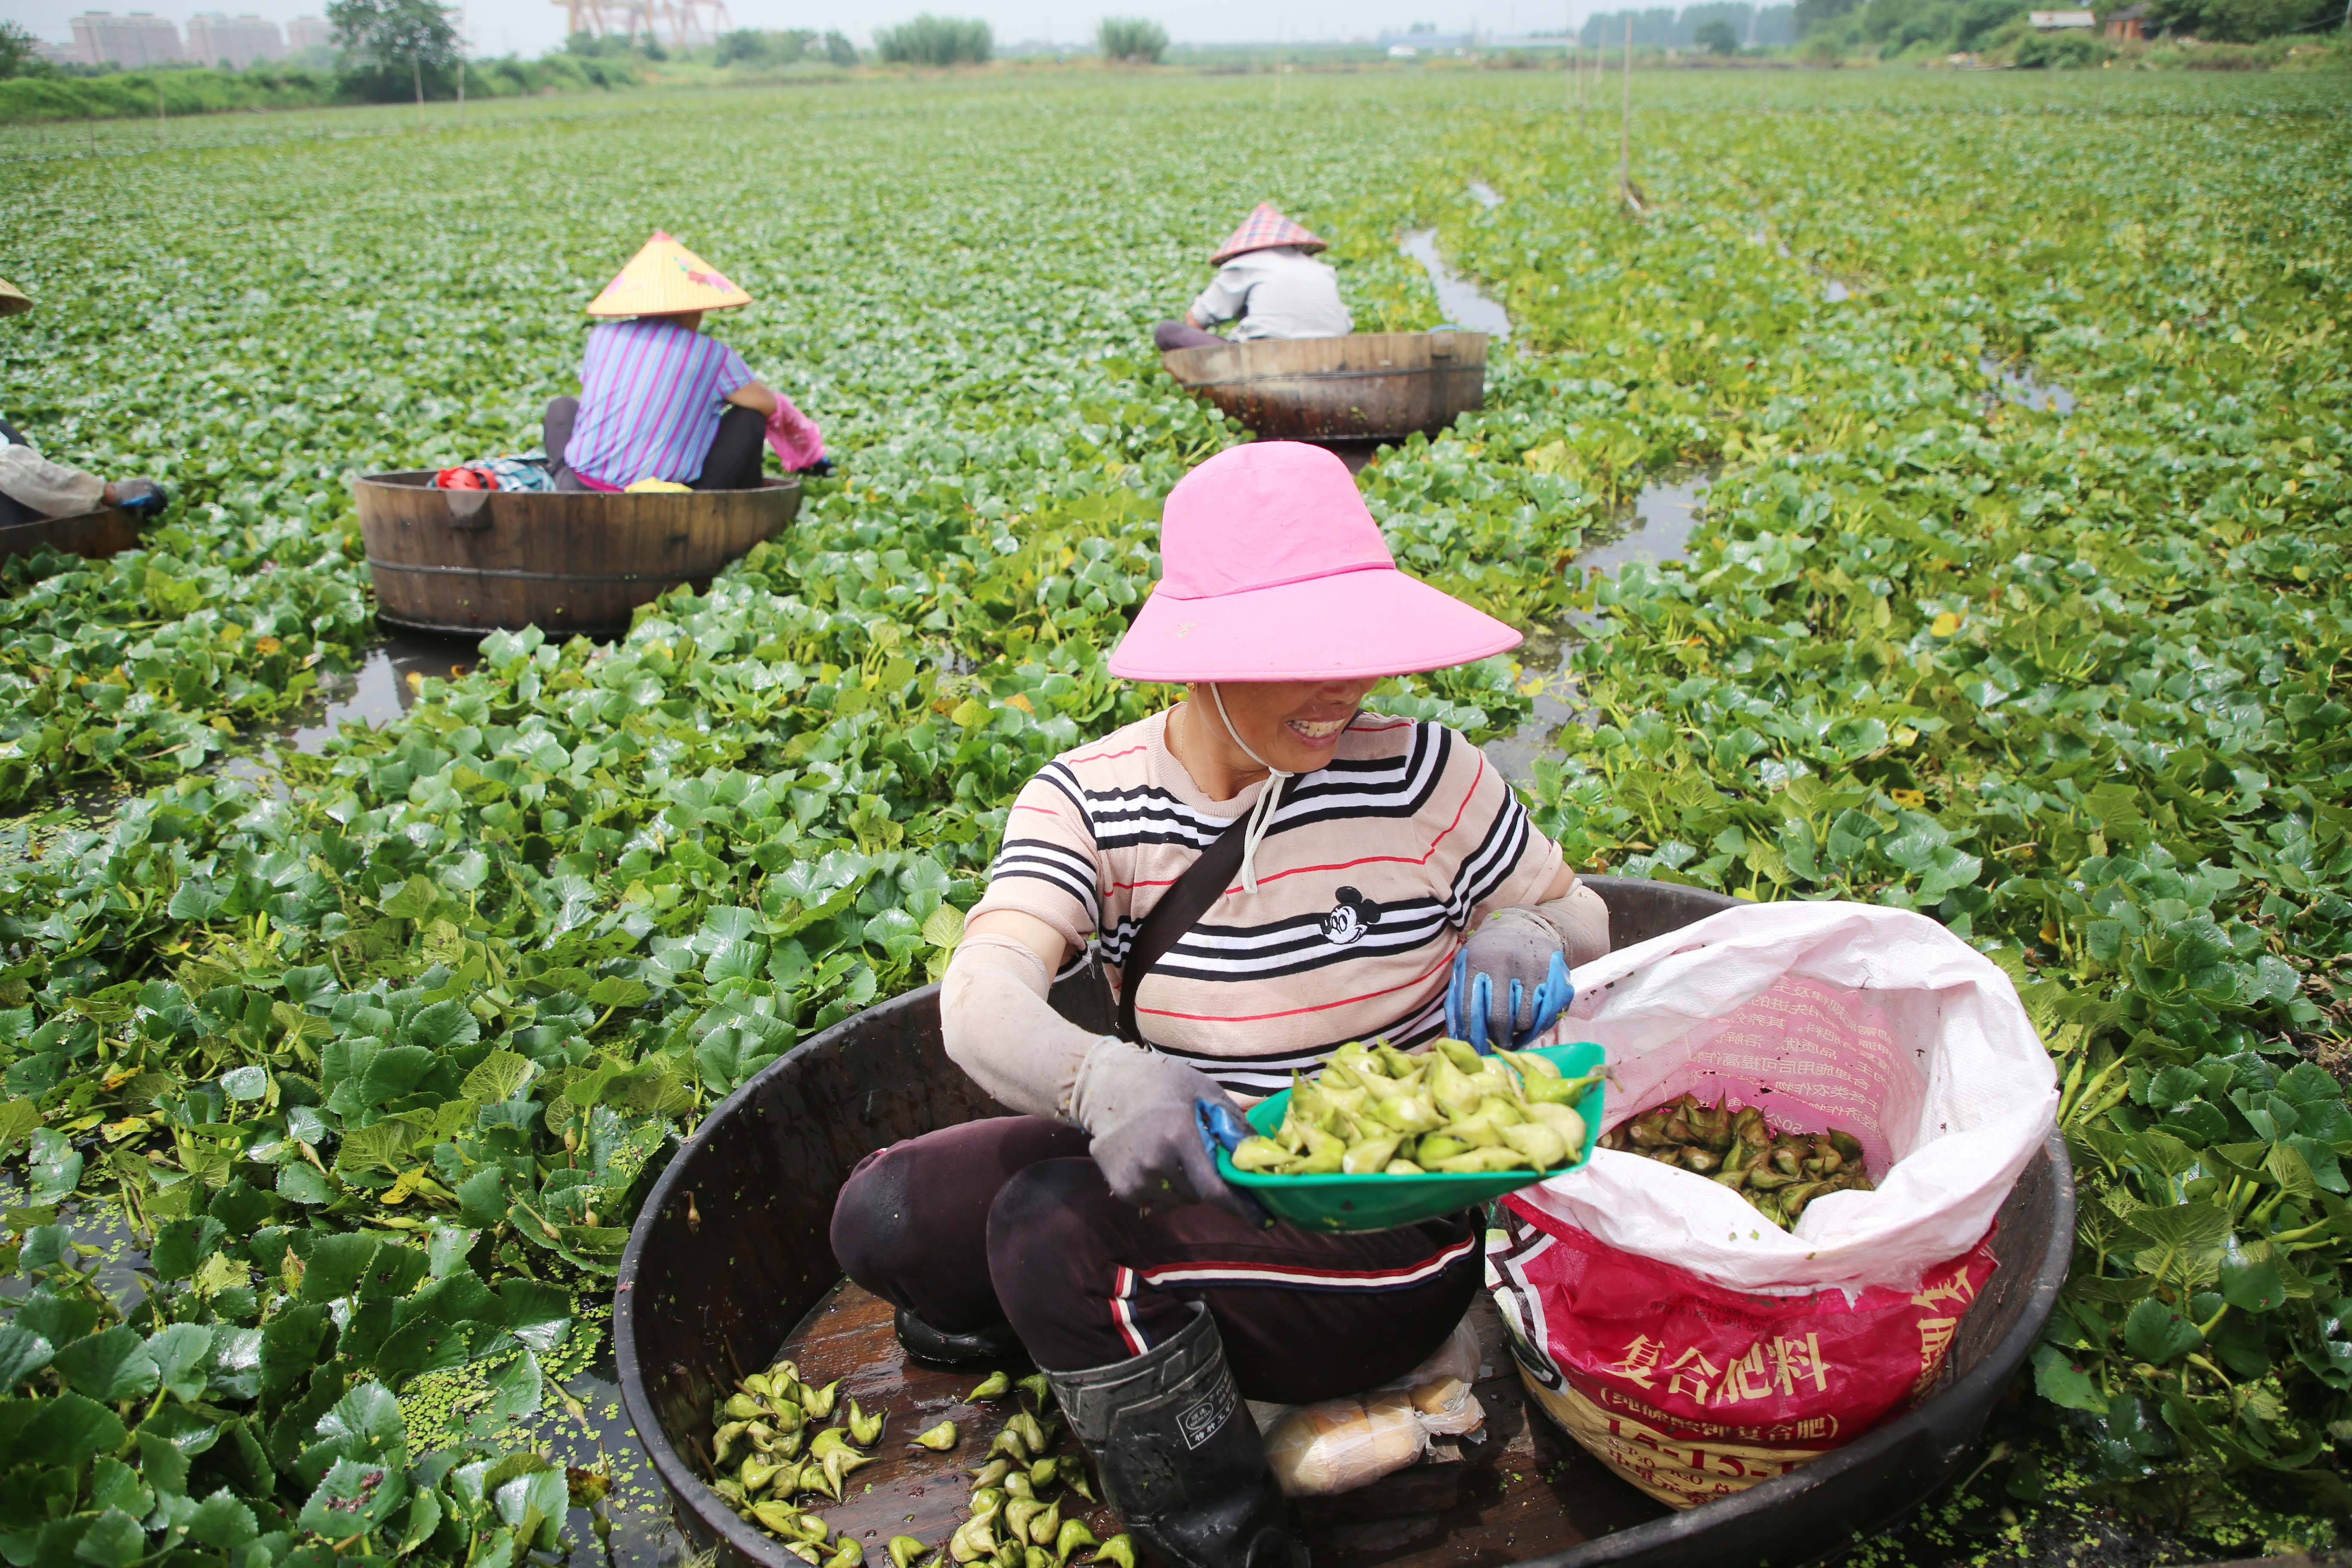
<box><xmin>1108</xmin><ymin>442</ymin><xmax>1521</xmax><ymax>685</ymax></box>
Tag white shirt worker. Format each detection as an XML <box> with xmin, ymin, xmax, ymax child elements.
<box><xmin>1188</xmin><ymin>246</ymin><xmax>1353</xmax><ymax>342</ymax></box>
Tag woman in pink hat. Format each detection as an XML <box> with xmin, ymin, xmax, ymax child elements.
<box><xmin>1153</xmin><ymin>203</ymin><xmax>1353</xmax><ymax>353</ymax></box>
<box><xmin>830</xmin><ymin>442</ymin><xmax>1608</xmax><ymax>1568</ymax></box>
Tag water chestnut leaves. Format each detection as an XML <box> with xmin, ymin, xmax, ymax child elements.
<box><xmin>51</xmin><ymin>1326</ymin><xmax>160</xmax><ymax>1403</ymax></box>
<box><xmin>2123</xmin><ymin>1299</ymin><xmax>2204</xmax><ymax>1366</ymax></box>
<box><xmin>0</xmin><ymin>67</ymin><xmax>2345</xmax><ymax>1558</ymax></box>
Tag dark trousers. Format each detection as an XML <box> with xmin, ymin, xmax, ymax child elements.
<box><xmin>830</xmin><ymin>1115</ymin><xmax>1479</xmax><ymax>1403</ymax></box>
<box><xmin>0</xmin><ymin>417</ymin><xmax>45</xmax><ymax>526</ymax></box>
<box><xmin>1153</xmin><ymin>319</ymin><xmax>1227</xmax><ymax>352</ymax></box>
<box><xmin>542</xmin><ymin>397</ymin><xmax>766</xmax><ymax>493</ymax></box>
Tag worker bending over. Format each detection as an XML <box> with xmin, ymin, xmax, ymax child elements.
<box><xmin>1</xmin><ymin>278</ymin><xmax>169</xmax><ymax>525</ymax></box>
<box><xmin>1154</xmin><ymin>204</ymin><xmax>1352</xmax><ymax>352</ymax></box>
<box><xmin>832</xmin><ymin>442</ymin><xmax>1609</xmax><ymax>1568</ymax></box>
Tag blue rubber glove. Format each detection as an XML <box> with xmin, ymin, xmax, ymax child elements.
<box><xmin>113</xmin><ymin>479</ymin><xmax>169</xmax><ymax>517</ymax></box>
<box><xmin>1446</xmin><ymin>911</ymin><xmax>1575</xmax><ymax>1054</ymax></box>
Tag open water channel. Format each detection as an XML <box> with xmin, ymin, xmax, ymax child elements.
<box><xmin>1396</xmin><ymin>198</ymin><xmax>1716</xmax><ymax>784</ymax></box>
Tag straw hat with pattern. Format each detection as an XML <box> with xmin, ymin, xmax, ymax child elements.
<box><xmin>0</xmin><ymin>278</ymin><xmax>30</xmax><ymax>318</ymax></box>
<box><xmin>586</xmin><ymin>232</ymin><xmax>752</xmax><ymax>318</ymax></box>
<box><xmin>1209</xmin><ymin>204</ymin><xmax>1329</xmax><ymax>265</ymax></box>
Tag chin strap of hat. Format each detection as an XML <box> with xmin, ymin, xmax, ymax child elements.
<box><xmin>1207</xmin><ymin>683</ymin><xmax>1292</xmax><ymax>896</ymax></box>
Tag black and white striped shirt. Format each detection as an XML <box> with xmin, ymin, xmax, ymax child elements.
<box><xmin>971</xmin><ymin>709</ymin><xmax>1566</xmax><ymax>1097</ymax></box>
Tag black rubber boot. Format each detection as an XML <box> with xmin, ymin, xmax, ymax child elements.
<box><xmin>893</xmin><ymin>1305</ymin><xmax>1025</xmax><ymax>1369</ymax></box>
<box><xmin>1046</xmin><ymin>1305</ymin><xmax>1306</xmax><ymax>1568</ymax></box>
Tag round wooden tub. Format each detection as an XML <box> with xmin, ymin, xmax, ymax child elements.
<box><xmin>615</xmin><ymin>878</ymin><xmax>2072</xmax><ymax>1568</ymax></box>
<box><xmin>0</xmin><ymin>503</ymin><xmax>146</xmax><ymax>564</ymax></box>
<box><xmin>1161</xmin><ymin>330</ymin><xmax>1489</xmax><ymax>444</ymax></box>
<box><xmin>353</xmin><ymin>472</ymin><xmax>802</xmax><ymax>638</ymax></box>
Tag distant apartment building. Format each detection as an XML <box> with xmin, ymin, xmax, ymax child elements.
<box><xmin>187</xmin><ymin>11</ymin><xmax>287</xmax><ymax>67</ymax></box>
<box><xmin>69</xmin><ymin>10</ymin><xmax>186</xmax><ymax>66</ymax></box>
<box><xmin>285</xmin><ymin>15</ymin><xmax>331</xmax><ymax>50</ymax></box>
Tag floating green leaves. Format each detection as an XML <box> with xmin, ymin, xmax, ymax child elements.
<box><xmin>1</xmin><ymin>63</ymin><xmax>2347</xmax><ymax>1565</ymax></box>
<box><xmin>1432</xmin><ymin>65</ymin><xmax>2352</xmax><ymax>1522</ymax></box>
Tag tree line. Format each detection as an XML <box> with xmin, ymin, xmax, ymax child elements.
<box><xmin>1581</xmin><ymin>0</ymin><xmax>2344</xmax><ymax>59</ymax></box>
<box><xmin>1577</xmin><ymin>6</ymin><xmax>1800</xmax><ymax>49</ymax></box>
<box><xmin>1795</xmin><ymin>0</ymin><xmax>2347</xmax><ymax>46</ymax></box>
<box><xmin>866</xmin><ymin>14</ymin><xmax>1170</xmax><ymax>65</ymax></box>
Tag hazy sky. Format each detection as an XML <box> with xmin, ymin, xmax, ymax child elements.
<box><xmin>9</xmin><ymin>0</ymin><xmax>1608</xmax><ymax>58</ymax></box>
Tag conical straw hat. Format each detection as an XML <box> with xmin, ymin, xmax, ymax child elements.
<box><xmin>1210</xmin><ymin>204</ymin><xmax>1329</xmax><ymax>264</ymax></box>
<box><xmin>0</xmin><ymin>278</ymin><xmax>30</xmax><ymax>318</ymax></box>
<box><xmin>585</xmin><ymin>232</ymin><xmax>752</xmax><ymax>318</ymax></box>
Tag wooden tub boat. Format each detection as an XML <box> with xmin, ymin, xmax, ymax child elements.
<box><xmin>0</xmin><ymin>503</ymin><xmax>145</xmax><ymax>564</ymax></box>
<box><xmin>615</xmin><ymin>877</ymin><xmax>2073</xmax><ymax>1568</ymax></box>
<box><xmin>1161</xmin><ymin>331</ymin><xmax>1489</xmax><ymax>444</ymax></box>
<box><xmin>353</xmin><ymin>472</ymin><xmax>802</xmax><ymax>638</ymax></box>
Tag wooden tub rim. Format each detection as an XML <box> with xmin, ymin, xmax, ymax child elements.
<box><xmin>0</xmin><ymin>501</ymin><xmax>148</xmax><ymax>563</ymax></box>
<box><xmin>614</xmin><ymin>882</ymin><xmax>2073</xmax><ymax>1568</ymax></box>
<box><xmin>354</xmin><ymin>469</ymin><xmax>802</xmax><ymax>497</ymax></box>
<box><xmin>354</xmin><ymin>470</ymin><xmax>802</xmax><ymax>636</ymax></box>
<box><xmin>1159</xmin><ymin>329</ymin><xmax>1491</xmax><ymax>383</ymax></box>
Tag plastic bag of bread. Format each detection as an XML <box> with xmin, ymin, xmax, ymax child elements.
<box><xmin>1257</xmin><ymin>1316</ymin><xmax>1488</xmax><ymax>1497</ymax></box>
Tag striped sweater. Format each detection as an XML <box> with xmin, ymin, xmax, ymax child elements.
<box><xmin>970</xmin><ymin>707</ymin><xmax>1567</xmax><ymax>1096</ymax></box>
<box><xmin>565</xmin><ymin>318</ymin><xmax>754</xmax><ymax>488</ymax></box>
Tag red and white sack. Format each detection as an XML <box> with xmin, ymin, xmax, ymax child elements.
<box><xmin>1497</xmin><ymin>900</ymin><xmax>2057</xmax><ymax>1508</ymax></box>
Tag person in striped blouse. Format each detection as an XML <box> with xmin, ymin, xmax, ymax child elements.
<box><xmin>541</xmin><ymin>232</ymin><xmax>816</xmax><ymax>493</ymax></box>
<box><xmin>832</xmin><ymin>442</ymin><xmax>1609</xmax><ymax>1568</ymax></box>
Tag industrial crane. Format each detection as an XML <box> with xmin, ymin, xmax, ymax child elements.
<box><xmin>550</xmin><ymin>0</ymin><xmax>732</xmax><ymax>46</ymax></box>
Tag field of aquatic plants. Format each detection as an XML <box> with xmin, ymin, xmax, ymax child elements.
<box><xmin>0</xmin><ymin>68</ymin><xmax>2345</xmax><ymax>1567</ymax></box>
<box><xmin>1444</xmin><ymin>80</ymin><xmax>2352</xmax><ymax>1535</ymax></box>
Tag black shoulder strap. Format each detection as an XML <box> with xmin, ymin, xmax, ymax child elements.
<box><xmin>1116</xmin><ymin>810</ymin><xmax>1252</xmax><ymax>1046</ymax></box>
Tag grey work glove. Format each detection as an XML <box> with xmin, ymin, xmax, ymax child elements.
<box><xmin>1070</xmin><ymin>1038</ymin><xmax>1258</xmax><ymax>1222</ymax></box>
<box><xmin>1457</xmin><ymin>906</ymin><xmax>1573</xmax><ymax>1049</ymax></box>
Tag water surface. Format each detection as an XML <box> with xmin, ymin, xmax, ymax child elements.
<box><xmin>1485</xmin><ymin>478</ymin><xmax>1711</xmax><ymax>784</ymax></box>
<box><xmin>1398</xmin><ymin>228</ymin><xmax>1513</xmax><ymax>340</ymax></box>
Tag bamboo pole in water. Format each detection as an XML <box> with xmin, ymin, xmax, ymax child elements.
<box><xmin>1618</xmin><ymin>16</ymin><xmax>1632</xmax><ymax>201</ymax></box>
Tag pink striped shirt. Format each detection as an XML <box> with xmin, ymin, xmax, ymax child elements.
<box><xmin>565</xmin><ymin>318</ymin><xmax>754</xmax><ymax>488</ymax></box>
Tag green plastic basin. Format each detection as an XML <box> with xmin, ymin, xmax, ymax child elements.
<box><xmin>1216</xmin><ymin>1040</ymin><xmax>1607</xmax><ymax>1233</ymax></box>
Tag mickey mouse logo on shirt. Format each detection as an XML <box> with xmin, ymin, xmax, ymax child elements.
<box><xmin>1322</xmin><ymin>887</ymin><xmax>1381</xmax><ymax>946</ymax></box>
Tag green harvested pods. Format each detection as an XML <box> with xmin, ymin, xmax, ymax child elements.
<box><xmin>1597</xmin><ymin>1091</ymin><xmax>1873</xmax><ymax>1231</ymax></box>
<box><xmin>1239</xmin><ymin>1038</ymin><xmax>1593</xmax><ymax>1179</ymax></box>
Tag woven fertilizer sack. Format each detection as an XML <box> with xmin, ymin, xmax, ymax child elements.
<box><xmin>1493</xmin><ymin>900</ymin><xmax>2055</xmax><ymax>1508</ymax></box>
